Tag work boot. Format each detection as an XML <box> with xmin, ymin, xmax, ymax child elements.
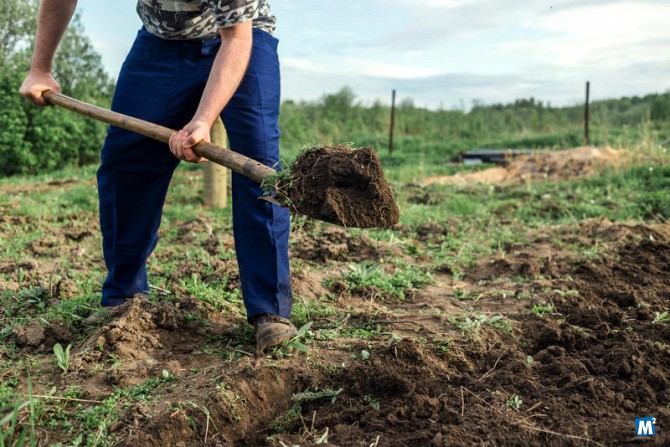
<box><xmin>254</xmin><ymin>314</ymin><xmax>297</xmax><ymax>353</ymax></box>
<box><xmin>83</xmin><ymin>294</ymin><xmax>145</xmax><ymax>326</ymax></box>
<box><xmin>83</xmin><ymin>306</ymin><xmax>123</xmax><ymax>326</ymax></box>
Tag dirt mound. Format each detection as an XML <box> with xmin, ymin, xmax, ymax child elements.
<box><xmin>465</xmin><ymin>218</ymin><xmax>665</xmax><ymax>283</ymax></box>
<box><xmin>572</xmin><ymin>236</ymin><xmax>670</xmax><ymax>315</ymax></box>
<box><xmin>424</xmin><ymin>146</ymin><xmax>628</xmax><ymax>186</ymax></box>
<box><xmin>285</xmin><ymin>145</ymin><xmax>400</xmax><ymax>228</ymax></box>
<box><xmin>520</xmin><ymin>233</ymin><xmax>670</xmax><ymax>445</ymax></box>
<box><xmin>70</xmin><ymin>297</ymin><xmax>235</xmax><ymax>390</ymax></box>
<box><xmin>269</xmin><ymin>231</ymin><xmax>670</xmax><ymax>447</ymax></box>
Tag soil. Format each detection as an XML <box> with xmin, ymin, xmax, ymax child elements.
<box><xmin>2</xmin><ymin>165</ymin><xmax>669</xmax><ymax>447</ymax></box>
<box><xmin>285</xmin><ymin>145</ymin><xmax>400</xmax><ymax>228</ymax></box>
<box><xmin>423</xmin><ymin>146</ymin><xmax>629</xmax><ymax>186</ymax></box>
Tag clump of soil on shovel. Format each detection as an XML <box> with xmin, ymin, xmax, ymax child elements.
<box><xmin>280</xmin><ymin>145</ymin><xmax>400</xmax><ymax>228</ymax></box>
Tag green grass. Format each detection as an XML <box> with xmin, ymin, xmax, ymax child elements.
<box><xmin>332</xmin><ymin>261</ymin><xmax>434</xmax><ymax>300</ymax></box>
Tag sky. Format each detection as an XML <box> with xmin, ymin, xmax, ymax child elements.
<box><xmin>76</xmin><ymin>0</ymin><xmax>670</xmax><ymax>110</ymax></box>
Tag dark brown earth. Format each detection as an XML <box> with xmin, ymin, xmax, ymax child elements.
<box><xmin>284</xmin><ymin>145</ymin><xmax>400</xmax><ymax>228</ymax></box>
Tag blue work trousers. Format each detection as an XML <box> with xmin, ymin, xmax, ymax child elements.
<box><xmin>97</xmin><ymin>27</ymin><xmax>292</xmax><ymax>320</ymax></box>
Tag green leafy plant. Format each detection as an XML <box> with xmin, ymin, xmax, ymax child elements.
<box><xmin>280</xmin><ymin>321</ymin><xmax>315</xmax><ymax>354</ymax></box>
<box><xmin>454</xmin><ymin>313</ymin><xmax>513</xmax><ymax>334</ymax></box>
<box><xmin>271</xmin><ymin>388</ymin><xmax>342</xmax><ymax>434</ymax></box>
<box><xmin>53</xmin><ymin>344</ymin><xmax>72</xmax><ymax>374</ymax></box>
<box><xmin>260</xmin><ymin>164</ymin><xmax>293</xmax><ymax>206</ymax></box>
<box><xmin>532</xmin><ymin>302</ymin><xmax>554</xmax><ymax>317</ymax></box>
<box><xmin>506</xmin><ymin>394</ymin><xmax>523</xmax><ymax>410</ymax></box>
<box><xmin>364</xmin><ymin>395</ymin><xmax>380</xmax><ymax>411</ymax></box>
<box><xmin>292</xmin><ymin>388</ymin><xmax>343</xmax><ymax>405</ymax></box>
<box><xmin>652</xmin><ymin>310</ymin><xmax>670</xmax><ymax>324</ymax></box>
<box><xmin>338</xmin><ymin>261</ymin><xmax>433</xmax><ymax>300</ymax></box>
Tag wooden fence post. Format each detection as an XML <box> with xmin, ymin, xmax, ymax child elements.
<box><xmin>203</xmin><ymin>117</ymin><xmax>229</xmax><ymax>208</ymax></box>
<box><xmin>584</xmin><ymin>81</ymin><xmax>590</xmax><ymax>145</ymax></box>
<box><xmin>389</xmin><ymin>89</ymin><xmax>396</xmax><ymax>154</ymax></box>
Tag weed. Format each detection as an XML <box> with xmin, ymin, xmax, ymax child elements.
<box><xmin>432</xmin><ymin>337</ymin><xmax>452</xmax><ymax>354</ymax></box>
<box><xmin>53</xmin><ymin>343</ymin><xmax>72</xmax><ymax>374</ymax></box>
<box><xmin>18</xmin><ymin>287</ymin><xmax>48</xmax><ymax>311</ymax></box>
<box><xmin>454</xmin><ymin>289</ymin><xmax>481</xmax><ymax>301</ymax></box>
<box><xmin>453</xmin><ymin>313</ymin><xmax>513</xmax><ymax>334</ymax></box>
<box><xmin>652</xmin><ymin>310</ymin><xmax>670</xmax><ymax>324</ymax></box>
<box><xmin>506</xmin><ymin>394</ymin><xmax>523</xmax><ymax>410</ymax></box>
<box><xmin>271</xmin><ymin>388</ymin><xmax>342</xmax><ymax>434</ymax></box>
<box><xmin>316</xmin><ymin>329</ymin><xmax>339</xmax><ymax>340</ymax></box>
<box><xmin>531</xmin><ymin>302</ymin><xmax>554</xmax><ymax>317</ymax></box>
<box><xmin>260</xmin><ymin>163</ymin><xmax>293</xmax><ymax>205</ymax></box>
<box><xmin>71</xmin><ymin>374</ymin><xmax>177</xmax><ymax>444</ymax></box>
<box><xmin>281</xmin><ymin>321</ymin><xmax>315</xmax><ymax>355</ymax></box>
<box><xmin>337</xmin><ymin>261</ymin><xmax>433</xmax><ymax>300</ymax></box>
<box><xmin>0</xmin><ymin>400</ymin><xmax>31</xmax><ymax>447</ymax></box>
<box><xmin>364</xmin><ymin>395</ymin><xmax>380</xmax><ymax>411</ymax></box>
<box><xmin>181</xmin><ymin>273</ymin><xmax>243</xmax><ymax>314</ymax></box>
<box><xmin>292</xmin><ymin>388</ymin><xmax>343</xmax><ymax>404</ymax></box>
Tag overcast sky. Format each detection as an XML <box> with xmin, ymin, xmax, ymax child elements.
<box><xmin>76</xmin><ymin>0</ymin><xmax>670</xmax><ymax>109</ymax></box>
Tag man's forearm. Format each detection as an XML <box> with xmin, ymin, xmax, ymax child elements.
<box><xmin>192</xmin><ymin>21</ymin><xmax>253</xmax><ymax>126</ymax></box>
<box><xmin>31</xmin><ymin>0</ymin><xmax>78</xmax><ymax>73</ymax></box>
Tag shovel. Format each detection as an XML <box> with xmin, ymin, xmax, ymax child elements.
<box><xmin>42</xmin><ymin>91</ymin><xmax>399</xmax><ymax>228</ymax></box>
<box><xmin>43</xmin><ymin>90</ymin><xmax>274</xmax><ymax>184</ymax></box>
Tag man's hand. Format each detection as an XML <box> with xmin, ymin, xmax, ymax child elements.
<box><xmin>168</xmin><ymin>119</ymin><xmax>209</xmax><ymax>163</ymax></box>
<box><xmin>19</xmin><ymin>71</ymin><xmax>60</xmax><ymax>107</ymax></box>
<box><xmin>19</xmin><ymin>0</ymin><xmax>77</xmax><ymax>106</ymax></box>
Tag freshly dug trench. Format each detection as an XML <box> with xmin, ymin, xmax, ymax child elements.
<box><xmin>275</xmin><ymin>145</ymin><xmax>400</xmax><ymax>228</ymax></box>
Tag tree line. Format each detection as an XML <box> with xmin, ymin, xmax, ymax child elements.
<box><xmin>279</xmin><ymin>87</ymin><xmax>669</xmax><ymax>163</ymax></box>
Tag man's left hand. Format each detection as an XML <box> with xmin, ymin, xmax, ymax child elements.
<box><xmin>168</xmin><ymin>119</ymin><xmax>210</xmax><ymax>163</ymax></box>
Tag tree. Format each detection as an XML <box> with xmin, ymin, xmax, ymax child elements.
<box><xmin>0</xmin><ymin>0</ymin><xmax>36</xmax><ymax>67</ymax></box>
<box><xmin>0</xmin><ymin>0</ymin><xmax>113</xmax><ymax>177</ymax></box>
<box><xmin>650</xmin><ymin>93</ymin><xmax>670</xmax><ymax>122</ymax></box>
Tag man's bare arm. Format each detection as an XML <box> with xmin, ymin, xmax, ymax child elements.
<box><xmin>169</xmin><ymin>20</ymin><xmax>253</xmax><ymax>162</ymax></box>
<box><xmin>19</xmin><ymin>0</ymin><xmax>78</xmax><ymax>106</ymax></box>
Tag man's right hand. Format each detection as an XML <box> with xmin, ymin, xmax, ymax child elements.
<box><xmin>19</xmin><ymin>71</ymin><xmax>60</xmax><ymax>107</ymax></box>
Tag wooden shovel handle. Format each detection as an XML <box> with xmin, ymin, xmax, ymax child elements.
<box><xmin>42</xmin><ymin>90</ymin><xmax>276</xmax><ymax>184</ymax></box>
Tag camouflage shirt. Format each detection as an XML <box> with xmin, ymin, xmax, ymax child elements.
<box><xmin>136</xmin><ymin>0</ymin><xmax>276</xmax><ymax>40</ymax></box>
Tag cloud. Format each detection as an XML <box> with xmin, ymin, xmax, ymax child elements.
<box><xmin>283</xmin><ymin>57</ymin><xmax>442</xmax><ymax>79</ymax></box>
<box><xmin>281</xmin><ymin>59</ymin><xmax>670</xmax><ymax>110</ymax></box>
<box><xmin>505</xmin><ymin>1</ymin><xmax>670</xmax><ymax>70</ymax></box>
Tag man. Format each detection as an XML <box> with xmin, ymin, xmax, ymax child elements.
<box><xmin>19</xmin><ymin>0</ymin><xmax>296</xmax><ymax>352</ymax></box>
